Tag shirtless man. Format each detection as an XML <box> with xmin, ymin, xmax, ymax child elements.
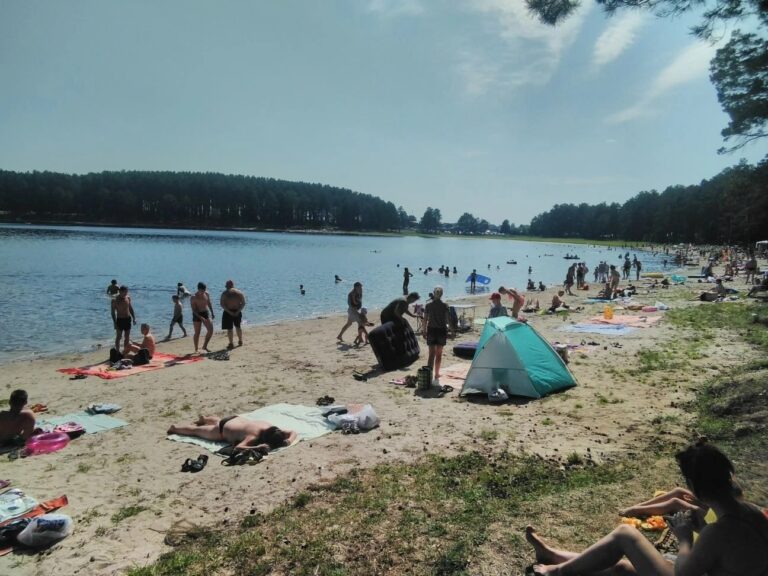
<box><xmin>191</xmin><ymin>282</ymin><xmax>215</xmax><ymax>353</ymax></box>
<box><xmin>167</xmin><ymin>416</ymin><xmax>297</xmax><ymax>452</ymax></box>
<box><xmin>111</xmin><ymin>285</ymin><xmax>136</xmax><ymax>354</ymax></box>
<box><xmin>549</xmin><ymin>290</ymin><xmax>569</xmax><ymax>313</ymax></box>
<box><xmin>124</xmin><ymin>323</ymin><xmax>156</xmax><ymax>364</ymax></box>
<box><xmin>220</xmin><ymin>280</ymin><xmax>246</xmax><ymax>350</ymax></box>
<box><xmin>0</xmin><ymin>390</ymin><xmax>36</xmax><ymax>445</ymax></box>
<box><xmin>106</xmin><ymin>279</ymin><xmax>119</xmax><ymax>298</ymax></box>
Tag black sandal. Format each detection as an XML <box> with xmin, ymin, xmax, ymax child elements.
<box><xmin>189</xmin><ymin>454</ymin><xmax>208</xmax><ymax>472</ymax></box>
<box><xmin>316</xmin><ymin>395</ymin><xmax>335</xmax><ymax>406</ymax></box>
<box><xmin>181</xmin><ymin>458</ymin><xmax>194</xmax><ymax>472</ymax></box>
<box><xmin>221</xmin><ymin>450</ymin><xmax>250</xmax><ymax>466</ymax></box>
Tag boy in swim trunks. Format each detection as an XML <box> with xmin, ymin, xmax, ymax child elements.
<box><xmin>167</xmin><ymin>415</ymin><xmax>297</xmax><ymax>452</ymax></box>
<box><xmin>111</xmin><ymin>285</ymin><xmax>136</xmax><ymax>354</ymax></box>
<box><xmin>191</xmin><ymin>282</ymin><xmax>214</xmax><ymax>353</ymax></box>
<box><xmin>166</xmin><ymin>295</ymin><xmax>187</xmax><ymax>340</ymax></box>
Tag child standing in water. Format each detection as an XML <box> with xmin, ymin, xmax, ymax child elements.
<box><xmin>166</xmin><ymin>295</ymin><xmax>187</xmax><ymax>340</ymax></box>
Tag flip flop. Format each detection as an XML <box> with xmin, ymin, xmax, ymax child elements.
<box><xmin>69</xmin><ymin>374</ymin><xmax>87</xmax><ymax>380</ymax></box>
<box><xmin>221</xmin><ymin>450</ymin><xmax>250</xmax><ymax>466</ymax></box>
<box><xmin>189</xmin><ymin>454</ymin><xmax>208</xmax><ymax>472</ymax></box>
<box><xmin>316</xmin><ymin>395</ymin><xmax>335</xmax><ymax>406</ymax></box>
<box><xmin>181</xmin><ymin>458</ymin><xmax>194</xmax><ymax>472</ymax></box>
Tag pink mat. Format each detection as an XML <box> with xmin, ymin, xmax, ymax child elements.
<box><xmin>58</xmin><ymin>352</ymin><xmax>204</xmax><ymax>380</ymax></box>
<box><xmin>441</xmin><ymin>363</ymin><xmax>471</xmax><ymax>382</ymax></box>
<box><xmin>588</xmin><ymin>315</ymin><xmax>662</xmax><ymax>328</ymax></box>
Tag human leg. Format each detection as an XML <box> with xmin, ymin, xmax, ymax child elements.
<box><xmin>235</xmin><ymin>325</ymin><xmax>242</xmax><ymax>346</ymax></box>
<box><xmin>427</xmin><ymin>345</ymin><xmax>436</xmax><ymax>372</ymax></box>
<box><xmin>193</xmin><ymin>320</ymin><xmax>202</xmax><ymax>352</ymax></box>
<box><xmin>202</xmin><ymin>318</ymin><xmax>213</xmax><ymax>351</ymax></box>
<box><xmin>531</xmin><ymin>524</ymin><xmax>672</xmax><ymax>576</ymax></box>
<box><xmin>434</xmin><ymin>345</ymin><xmax>444</xmax><ymax>379</ymax></box>
<box><xmin>167</xmin><ymin>423</ymin><xmax>222</xmax><ymax>441</ymax></box>
<box><xmin>337</xmin><ymin>319</ymin><xmax>353</xmax><ymax>341</ymax></box>
<box><xmin>114</xmin><ymin>327</ymin><xmax>123</xmax><ymax>351</ymax></box>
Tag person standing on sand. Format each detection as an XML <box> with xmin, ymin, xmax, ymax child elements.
<box><xmin>402</xmin><ymin>267</ymin><xmax>413</xmax><ymax>295</ymax></box>
<box><xmin>337</xmin><ymin>281</ymin><xmax>363</xmax><ymax>342</ymax></box>
<box><xmin>111</xmin><ymin>285</ymin><xmax>136</xmax><ymax>354</ymax></box>
<box><xmin>609</xmin><ymin>264</ymin><xmax>621</xmax><ymax>292</ymax></box>
<box><xmin>220</xmin><ymin>280</ymin><xmax>246</xmax><ymax>350</ymax></box>
<box><xmin>191</xmin><ymin>282</ymin><xmax>215</xmax><ymax>353</ymax></box>
<box><xmin>106</xmin><ymin>279</ymin><xmax>119</xmax><ymax>298</ymax></box>
<box><xmin>424</xmin><ymin>286</ymin><xmax>450</xmax><ymax>384</ymax></box>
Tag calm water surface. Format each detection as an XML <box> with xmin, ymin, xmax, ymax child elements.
<box><xmin>0</xmin><ymin>225</ymin><xmax>667</xmax><ymax>362</ymax></box>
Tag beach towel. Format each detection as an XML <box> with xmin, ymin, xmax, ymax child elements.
<box><xmin>57</xmin><ymin>352</ymin><xmax>204</xmax><ymax>380</ymax></box>
<box><xmin>37</xmin><ymin>412</ymin><xmax>127</xmax><ymax>434</ymax></box>
<box><xmin>587</xmin><ymin>315</ymin><xmax>663</xmax><ymax>328</ymax></box>
<box><xmin>166</xmin><ymin>403</ymin><xmax>337</xmax><ymax>454</ymax></box>
<box><xmin>440</xmin><ymin>363</ymin><xmax>471</xmax><ymax>383</ymax></box>
<box><xmin>562</xmin><ymin>324</ymin><xmax>637</xmax><ymax>336</ymax></box>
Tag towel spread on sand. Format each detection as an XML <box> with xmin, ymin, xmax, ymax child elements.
<box><xmin>38</xmin><ymin>412</ymin><xmax>128</xmax><ymax>434</ymax></box>
<box><xmin>562</xmin><ymin>324</ymin><xmax>637</xmax><ymax>336</ymax></box>
<box><xmin>57</xmin><ymin>352</ymin><xmax>204</xmax><ymax>380</ymax></box>
<box><xmin>588</xmin><ymin>315</ymin><xmax>662</xmax><ymax>328</ymax></box>
<box><xmin>440</xmin><ymin>363</ymin><xmax>471</xmax><ymax>382</ymax></box>
<box><xmin>166</xmin><ymin>403</ymin><xmax>337</xmax><ymax>454</ymax></box>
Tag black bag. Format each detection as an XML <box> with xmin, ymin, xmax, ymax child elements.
<box><xmin>132</xmin><ymin>348</ymin><xmax>151</xmax><ymax>366</ymax></box>
<box><xmin>109</xmin><ymin>348</ymin><xmax>123</xmax><ymax>363</ymax></box>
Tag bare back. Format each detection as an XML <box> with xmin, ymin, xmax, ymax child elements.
<box><xmin>691</xmin><ymin>503</ymin><xmax>768</xmax><ymax>576</ymax></box>
<box><xmin>0</xmin><ymin>408</ymin><xmax>35</xmax><ymax>443</ymax></box>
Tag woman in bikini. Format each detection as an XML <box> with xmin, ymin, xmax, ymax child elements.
<box><xmin>525</xmin><ymin>440</ymin><xmax>768</xmax><ymax>575</ymax></box>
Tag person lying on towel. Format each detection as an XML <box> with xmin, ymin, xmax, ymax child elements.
<box><xmin>0</xmin><ymin>389</ymin><xmax>36</xmax><ymax>446</ymax></box>
<box><xmin>168</xmin><ymin>416</ymin><xmax>297</xmax><ymax>452</ymax></box>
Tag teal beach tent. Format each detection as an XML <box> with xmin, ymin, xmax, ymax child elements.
<box><xmin>460</xmin><ymin>317</ymin><xmax>576</xmax><ymax>399</ymax></box>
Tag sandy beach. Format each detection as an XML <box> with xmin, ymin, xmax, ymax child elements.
<box><xmin>2</xmin><ymin>277</ymin><xmax>762</xmax><ymax>575</ymax></box>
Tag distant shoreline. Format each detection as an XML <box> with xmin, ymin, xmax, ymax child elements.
<box><xmin>0</xmin><ymin>217</ymin><xmax>647</xmax><ymax>247</ymax></box>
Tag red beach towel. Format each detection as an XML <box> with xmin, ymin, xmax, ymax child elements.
<box><xmin>57</xmin><ymin>352</ymin><xmax>204</xmax><ymax>380</ymax></box>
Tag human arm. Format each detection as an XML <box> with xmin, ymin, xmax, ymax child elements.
<box><xmin>129</xmin><ymin>301</ymin><xmax>136</xmax><ymax>325</ymax></box>
<box><xmin>207</xmin><ymin>294</ymin><xmax>215</xmax><ymax>319</ymax></box>
<box><xmin>111</xmin><ymin>300</ymin><xmax>117</xmax><ymax>324</ymax></box>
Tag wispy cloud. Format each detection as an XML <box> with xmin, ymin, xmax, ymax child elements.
<box><xmin>593</xmin><ymin>12</ymin><xmax>647</xmax><ymax>70</ymax></box>
<box><xmin>458</xmin><ymin>0</ymin><xmax>594</xmax><ymax>97</ymax></box>
<box><xmin>367</xmin><ymin>0</ymin><xmax>424</xmax><ymax>18</ymax></box>
<box><xmin>606</xmin><ymin>40</ymin><xmax>718</xmax><ymax>124</ymax></box>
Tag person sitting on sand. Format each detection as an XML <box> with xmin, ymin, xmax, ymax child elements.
<box><xmin>0</xmin><ymin>390</ymin><xmax>35</xmax><ymax>445</ymax></box>
<box><xmin>524</xmin><ymin>440</ymin><xmax>768</xmax><ymax>576</ymax></box>
<box><xmin>548</xmin><ymin>290</ymin><xmax>569</xmax><ymax>313</ymax></box>
<box><xmin>123</xmin><ymin>323</ymin><xmax>156</xmax><ymax>365</ymax></box>
<box><xmin>168</xmin><ymin>416</ymin><xmax>297</xmax><ymax>452</ymax></box>
<box><xmin>538</xmin><ymin>281</ymin><xmax>546</xmax><ymax>291</ymax></box>
<box><xmin>527</xmin><ymin>279</ymin><xmax>536</xmax><ymax>291</ymax></box>
<box><xmin>488</xmin><ymin>292</ymin><xmax>508</xmax><ymax>318</ymax></box>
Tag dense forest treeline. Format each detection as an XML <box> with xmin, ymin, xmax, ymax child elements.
<box><xmin>529</xmin><ymin>159</ymin><xmax>768</xmax><ymax>244</ymax></box>
<box><xmin>1</xmin><ymin>159</ymin><xmax>767</xmax><ymax>243</ymax></box>
<box><xmin>0</xmin><ymin>170</ymin><xmax>402</xmax><ymax>232</ymax></box>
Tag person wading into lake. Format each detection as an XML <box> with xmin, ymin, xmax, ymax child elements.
<box><xmin>402</xmin><ymin>267</ymin><xmax>413</xmax><ymax>295</ymax></box>
<box><xmin>106</xmin><ymin>279</ymin><xmax>119</xmax><ymax>298</ymax></box>
<box><xmin>111</xmin><ymin>285</ymin><xmax>136</xmax><ymax>354</ymax></box>
<box><xmin>337</xmin><ymin>282</ymin><xmax>363</xmax><ymax>342</ymax></box>
<box><xmin>220</xmin><ymin>279</ymin><xmax>246</xmax><ymax>350</ymax></box>
<box><xmin>191</xmin><ymin>282</ymin><xmax>215</xmax><ymax>353</ymax></box>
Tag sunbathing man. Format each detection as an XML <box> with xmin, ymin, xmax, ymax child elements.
<box><xmin>168</xmin><ymin>416</ymin><xmax>297</xmax><ymax>452</ymax></box>
<box><xmin>0</xmin><ymin>390</ymin><xmax>35</xmax><ymax>445</ymax></box>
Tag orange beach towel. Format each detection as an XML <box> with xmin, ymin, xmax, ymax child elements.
<box><xmin>57</xmin><ymin>352</ymin><xmax>204</xmax><ymax>380</ymax></box>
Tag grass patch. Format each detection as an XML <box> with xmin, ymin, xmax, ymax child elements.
<box><xmin>112</xmin><ymin>505</ymin><xmax>148</xmax><ymax>524</ymax></box>
<box><xmin>76</xmin><ymin>463</ymin><xmax>92</xmax><ymax>474</ymax></box>
<box><xmin>478</xmin><ymin>428</ymin><xmax>499</xmax><ymax>441</ymax></box>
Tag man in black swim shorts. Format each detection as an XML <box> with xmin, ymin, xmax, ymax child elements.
<box><xmin>191</xmin><ymin>282</ymin><xmax>214</xmax><ymax>353</ymax></box>
<box><xmin>220</xmin><ymin>280</ymin><xmax>246</xmax><ymax>350</ymax></box>
<box><xmin>111</xmin><ymin>285</ymin><xmax>136</xmax><ymax>354</ymax></box>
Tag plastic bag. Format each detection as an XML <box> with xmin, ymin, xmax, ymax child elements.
<box><xmin>16</xmin><ymin>513</ymin><xmax>72</xmax><ymax>548</ymax></box>
<box><xmin>355</xmin><ymin>404</ymin><xmax>380</xmax><ymax>430</ymax></box>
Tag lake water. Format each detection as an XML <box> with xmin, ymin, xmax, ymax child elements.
<box><xmin>0</xmin><ymin>224</ymin><xmax>668</xmax><ymax>363</ymax></box>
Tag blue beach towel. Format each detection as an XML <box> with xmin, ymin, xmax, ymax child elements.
<box><xmin>561</xmin><ymin>323</ymin><xmax>636</xmax><ymax>336</ymax></box>
<box><xmin>38</xmin><ymin>411</ymin><xmax>128</xmax><ymax>434</ymax></box>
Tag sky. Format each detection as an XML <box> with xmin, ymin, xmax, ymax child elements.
<box><xmin>1</xmin><ymin>0</ymin><xmax>766</xmax><ymax>224</ymax></box>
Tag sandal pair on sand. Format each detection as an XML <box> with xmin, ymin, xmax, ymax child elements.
<box><xmin>316</xmin><ymin>395</ymin><xmax>335</xmax><ymax>406</ymax></box>
<box><xmin>352</xmin><ymin>370</ymin><xmax>368</xmax><ymax>382</ymax></box>
<box><xmin>181</xmin><ymin>454</ymin><xmax>208</xmax><ymax>473</ymax></box>
<box><xmin>221</xmin><ymin>448</ymin><xmax>265</xmax><ymax>466</ymax></box>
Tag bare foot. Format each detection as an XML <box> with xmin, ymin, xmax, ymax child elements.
<box><xmin>167</xmin><ymin>425</ymin><xmax>177</xmax><ymax>435</ymax></box>
<box><xmin>336</xmin><ymin>335</ymin><xmax>343</xmax><ymax>342</ymax></box>
<box><xmin>237</xmin><ymin>341</ymin><xmax>242</xmax><ymax>347</ymax></box>
<box><xmin>531</xmin><ymin>563</ymin><xmax>559</xmax><ymax>575</ymax></box>
<box><xmin>203</xmin><ymin>347</ymin><xmax>211</xmax><ymax>353</ymax></box>
<box><xmin>525</xmin><ymin>526</ymin><xmax>560</xmax><ymax>565</ymax></box>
